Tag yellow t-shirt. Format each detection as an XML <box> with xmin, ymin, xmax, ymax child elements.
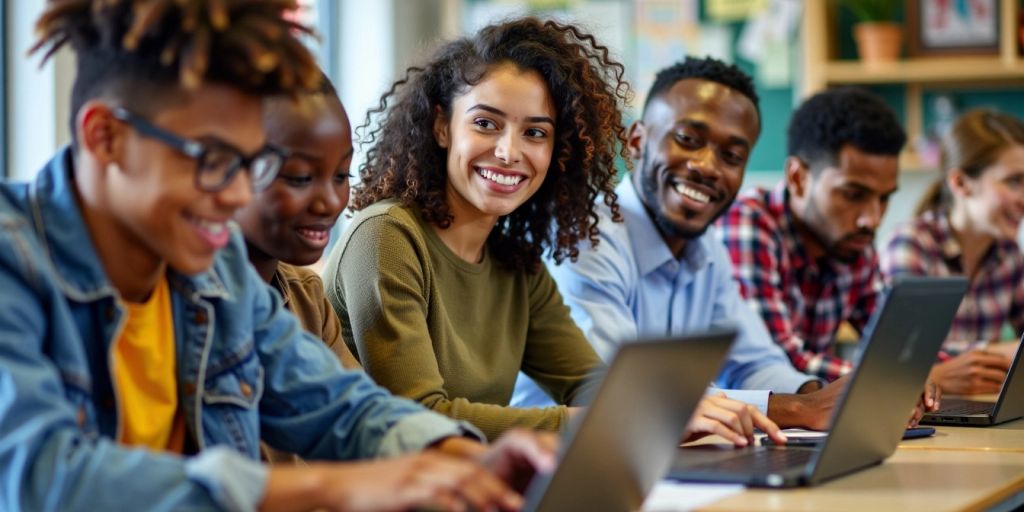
<box><xmin>112</xmin><ymin>276</ymin><xmax>185</xmax><ymax>453</ymax></box>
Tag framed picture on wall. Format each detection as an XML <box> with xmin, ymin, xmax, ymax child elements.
<box><xmin>908</xmin><ymin>0</ymin><xmax>1001</xmax><ymax>56</ymax></box>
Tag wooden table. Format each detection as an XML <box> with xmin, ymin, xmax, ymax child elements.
<box><xmin>899</xmin><ymin>418</ymin><xmax>1024</xmax><ymax>453</ymax></box>
<box><xmin>671</xmin><ymin>415</ymin><xmax>1024</xmax><ymax>511</ymax></box>
<box><xmin>697</xmin><ymin>449</ymin><xmax>1024</xmax><ymax>511</ymax></box>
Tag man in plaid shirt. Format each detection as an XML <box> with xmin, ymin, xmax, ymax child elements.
<box><xmin>718</xmin><ymin>88</ymin><xmax>902</xmax><ymax>382</ymax></box>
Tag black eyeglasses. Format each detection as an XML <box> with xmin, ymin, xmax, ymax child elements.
<box><xmin>112</xmin><ymin>107</ymin><xmax>284</xmax><ymax>192</ymax></box>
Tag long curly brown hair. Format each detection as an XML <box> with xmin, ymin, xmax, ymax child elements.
<box><xmin>352</xmin><ymin>17</ymin><xmax>628</xmax><ymax>273</ymax></box>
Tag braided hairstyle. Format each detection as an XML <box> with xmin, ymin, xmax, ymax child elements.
<box><xmin>32</xmin><ymin>0</ymin><xmax>322</xmax><ymax>145</ymax></box>
<box><xmin>352</xmin><ymin>17</ymin><xmax>629</xmax><ymax>273</ymax></box>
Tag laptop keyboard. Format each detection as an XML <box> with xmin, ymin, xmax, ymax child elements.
<box><xmin>934</xmin><ymin>398</ymin><xmax>993</xmax><ymax>416</ymax></box>
<box><xmin>685</xmin><ymin>448</ymin><xmax>816</xmax><ymax>474</ymax></box>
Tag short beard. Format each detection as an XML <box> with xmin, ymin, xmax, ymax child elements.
<box><xmin>636</xmin><ymin>158</ymin><xmax>731</xmax><ymax>242</ymax></box>
<box><xmin>802</xmin><ymin>196</ymin><xmax>871</xmax><ymax>264</ymax></box>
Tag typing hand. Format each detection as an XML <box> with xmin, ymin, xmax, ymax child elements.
<box><xmin>476</xmin><ymin>429</ymin><xmax>558</xmax><ymax>493</ymax></box>
<box><xmin>908</xmin><ymin>375</ymin><xmax>942</xmax><ymax>427</ymax></box>
<box><xmin>683</xmin><ymin>393</ymin><xmax>787</xmax><ymax>447</ymax></box>
<box><xmin>930</xmin><ymin>349</ymin><xmax>1011</xmax><ymax>395</ymax></box>
<box><xmin>262</xmin><ymin>452</ymin><xmax>524</xmax><ymax>512</ymax></box>
<box><xmin>767</xmin><ymin>375</ymin><xmax>850</xmax><ymax>431</ymax></box>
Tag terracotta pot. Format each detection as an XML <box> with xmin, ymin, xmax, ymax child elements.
<box><xmin>853</xmin><ymin>22</ymin><xmax>902</xmax><ymax>64</ymax></box>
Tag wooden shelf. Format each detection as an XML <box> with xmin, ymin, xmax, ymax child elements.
<box><xmin>824</xmin><ymin>57</ymin><xmax>1024</xmax><ymax>86</ymax></box>
<box><xmin>800</xmin><ymin>0</ymin><xmax>1023</xmax><ymax>176</ymax></box>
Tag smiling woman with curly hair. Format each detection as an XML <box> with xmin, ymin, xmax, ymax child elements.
<box><xmin>323</xmin><ymin>17</ymin><xmax>629</xmax><ymax>440</ymax></box>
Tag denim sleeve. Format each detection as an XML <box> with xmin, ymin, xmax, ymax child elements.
<box><xmin>0</xmin><ymin>265</ymin><xmax>253</xmax><ymax>511</ymax></box>
<box><xmin>249</xmin><ymin>265</ymin><xmax>482</xmax><ymax>460</ymax></box>
<box><xmin>708</xmin><ymin>242</ymin><xmax>813</xmax><ymax>394</ymax></box>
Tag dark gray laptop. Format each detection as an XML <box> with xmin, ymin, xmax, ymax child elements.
<box><xmin>667</xmin><ymin>277</ymin><xmax>968</xmax><ymax>488</ymax></box>
<box><xmin>922</xmin><ymin>334</ymin><xmax>1024</xmax><ymax>426</ymax></box>
<box><xmin>523</xmin><ymin>330</ymin><xmax>735</xmax><ymax>511</ymax></box>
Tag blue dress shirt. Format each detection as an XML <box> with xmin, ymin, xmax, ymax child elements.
<box><xmin>512</xmin><ymin>178</ymin><xmax>814</xmax><ymax>413</ymax></box>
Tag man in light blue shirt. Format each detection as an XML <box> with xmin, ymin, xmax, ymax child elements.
<box><xmin>515</xmin><ymin>57</ymin><xmax>851</xmax><ymax>429</ymax></box>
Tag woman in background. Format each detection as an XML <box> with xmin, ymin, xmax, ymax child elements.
<box><xmin>325</xmin><ymin>17</ymin><xmax>781</xmax><ymax>447</ymax></box>
<box><xmin>882</xmin><ymin>109</ymin><xmax>1024</xmax><ymax>394</ymax></box>
<box><xmin>323</xmin><ymin>17</ymin><xmax>627</xmax><ymax>440</ymax></box>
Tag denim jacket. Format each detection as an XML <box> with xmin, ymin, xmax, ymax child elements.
<box><xmin>0</xmin><ymin>148</ymin><xmax>479</xmax><ymax>511</ymax></box>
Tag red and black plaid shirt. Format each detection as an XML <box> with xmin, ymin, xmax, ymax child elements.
<box><xmin>718</xmin><ymin>183</ymin><xmax>884</xmax><ymax>382</ymax></box>
<box><xmin>881</xmin><ymin>210</ymin><xmax>1024</xmax><ymax>353</ymax></box>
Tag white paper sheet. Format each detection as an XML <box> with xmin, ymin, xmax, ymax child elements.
<box><xmin>642</xmin><ymin>480</ymin><xmax>746</xmax><ymax>511</ymax></box>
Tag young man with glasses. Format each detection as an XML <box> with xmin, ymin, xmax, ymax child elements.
<box><xmin>0</xmin><ymin>2</ymin><xmax>552</xmax><ymax>511</ymax></box>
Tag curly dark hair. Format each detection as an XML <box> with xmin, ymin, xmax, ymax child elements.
<box><xmin>643</xmin><ymin>56</ymin><xmax>760</xmax><ymax>125</ymax></box>
<box><xmin>31</xmin><ymin>0</ymin><xmax>321</xmax><ymax>148</ymax></box>
<box><xmin>787</xmin><ymin>87</ymin><xmax>906</xmax><ymax>172</ymax></box>
<box><xmin>351</xmin><ymin>17</ymin><xmax>629</xmax><ymax>273</ymax></box>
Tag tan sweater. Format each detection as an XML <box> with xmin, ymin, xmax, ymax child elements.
<box><xmin>324</xmin><ymin>201</ymin><xmax>603</xmax><ymax>440</ymax></box>
<box><xmin>273</xmin><ymin>263</ymin><xmax>361</xmax><ymax>370</ymax></box>
<box><xmin>262</xmin><ymin>263</ymin><xmax>362</xmax><ymax>464</ymax></box>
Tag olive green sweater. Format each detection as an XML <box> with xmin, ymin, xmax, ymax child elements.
<box><xmin>324</xmin><ymin>201</ymin><xmax>603</xmax><ymax>440</ymax></box>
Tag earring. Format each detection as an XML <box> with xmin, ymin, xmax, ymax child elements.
<box><xmin>106</xmin><ymin>161</ymin><xmax>122</xmax><ymax>174</ymax></box>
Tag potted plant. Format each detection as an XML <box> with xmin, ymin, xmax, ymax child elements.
<box><xmin>841</xmin><ymin>0</ymin><xmax>902</xmax><ymax>64</ymax></box>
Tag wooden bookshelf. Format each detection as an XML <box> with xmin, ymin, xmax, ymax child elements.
<box><xmin>801</xmin><ymin>0</ymin><xmax>1024</xmax><ymax>172</ymax></box>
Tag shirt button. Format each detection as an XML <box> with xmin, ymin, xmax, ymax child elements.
<box><xmin>193</xmin><ymin>310</ymin><xmax>208</xmax><ymax>325</ymax></box>
<box><xmin>239</xmin><ymin>382</ymin><xmax>253</xmax><ymax>398</ymax></box>
<box><xmin>76</xmin><ymin>407</ymin><xmax>86</xmax><ymax>427</ymax></box>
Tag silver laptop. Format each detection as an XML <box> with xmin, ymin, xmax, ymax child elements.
<box><xmin>667</xmin><ymin>277</ymin><xmax>968</xmax><ymax>488</ymax></box>
<box><xmin>523</xmin><ymin>330</ymin><xmax>735</xmax><ymax>511</ymax></box>
<box><xmin>922</xmin><ymin>334</ymin><xmax>1024</xmax><ymax>426</ymax></box>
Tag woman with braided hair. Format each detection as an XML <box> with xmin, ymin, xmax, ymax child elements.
<box><xmin>0</xmin><ymin>2</ymin><xmax>554</xmax><ymax>511</ymax></box>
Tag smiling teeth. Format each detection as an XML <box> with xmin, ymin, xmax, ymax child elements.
<box><xmin>298</xmin><ymin>228</ymin><xmax>328</xmax><ymax>241</ymax></box>
<box><xmin>673</xmin><ymin>183</ymin><xmax>710</xmax><ymax>203</ymax></box>
<box><xmin>195</xmin><ymin>218</ymin><xmax>226</xmax><ymax>234</ymax></box>
<box><xmin>478</xmin><ymin>168</ymin><xmax>524</xmax><ymax>186</ymax></box>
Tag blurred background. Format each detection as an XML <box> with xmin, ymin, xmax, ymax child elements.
<box><xmin>6</xmin><ymin>0</ymin><xmax>1024</xmax><ymax>245</ymax></box>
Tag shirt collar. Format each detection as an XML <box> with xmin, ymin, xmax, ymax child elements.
<box><xmin>927</xmin><ymin>208</ymin><xmax>1015</xmax><ymax>262</ymax></box>
<box><xmin>617</xmin><ymin>177</ymin><xmax>709</xmax><ymax>277</ymax></box>
<box><xmin>767</xmin><ymin>181</ymin><xmax>876</xmax><ymax>271</ymax></box>
<box><xmin>926</xmin><ymin>210</ymin><xmax>964</xmax><ymax>260</ymax></box>
<box><xmin>767</xmin><ymin>182</ymin><xmax>811</xmax><ymax>269</ymax></box>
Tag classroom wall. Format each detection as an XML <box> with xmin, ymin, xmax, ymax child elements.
<box><xmin>6</xmin><ymin>0</ymin><xmax>72</xmax><ymax>181</ymax></box>
<box><xmin>3</xmin><ymin>0</ymin><xmax>1019</xmax><ymax>247</ymax></box>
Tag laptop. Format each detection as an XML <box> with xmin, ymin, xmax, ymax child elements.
<box><xmin>921</xmin><ymin>335</ymin><xmax>1024</xmax><ymax>426</ymax></box>
<box><xmin>667</xmin><ymin>277</ymin><xmax>968</xmax><ymax>488</ymax></box>
<box><xmin>523</xmin><ymin>330</ymin><xmax>735</xmax><ymax>512</ymax></box>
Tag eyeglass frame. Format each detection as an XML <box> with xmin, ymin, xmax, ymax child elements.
<box><xmin>110</xmin><ymin>107</ymin><xmax>284</xmax><ymax>192</ymax></box>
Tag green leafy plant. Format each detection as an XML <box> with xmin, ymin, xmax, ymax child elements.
<box><xmin>840</xmin><ymin>0</ymin><xmax>899</xmax><ymax>22</ymax></box>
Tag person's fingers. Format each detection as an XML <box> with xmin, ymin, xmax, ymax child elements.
<box><xmin>416</xmin><ymin>455</ymin><xmax>519</xmax><ymax>512</ymax></box>
<box><xmin>972</xmin><ymin>365</ymin><xmax>1010</xmax><ymax>384</ymax></box>
<box><xmin>967</xmin><ymin>378</ymin><xmax>1004</xmax><ymax>395</ymax></box>
<box><xmin>458</xmin><ymin>469</ymin><xmax>516</xmax><ymax>512</ymax></box>
<box><xmin>494</xmin><ymin>430</ymin><xmax>558</xmax><ymax>474</ymax></box>
<box><xmin>908</xmin><ymin>404</ymin><xmax>923</xmax><ymax>428</ymax></box>
<box><xmin>972</xmin><ymin>352</ymin><xmax>1013</xmax><ymax>371</ymax></box>
<box><xmin>699</xmin><ymin>401</ymin><xmax>746</xmax><ymax>439</ymax></box>
<box><xmin>427</xmin><ymin>488</ymin><xmax>465</xmax><ymax>512</ymax></box>
<box><xmin>750</xmin><ymin>406</ymin><xmax>787</xmax><ymax>444</ymax></box>
<box><xmin>691</xmin><ymin>403</ymin><xmax>750</xmax><ymax>447</ymax></box>
<box><xmin>736</xmin><ymin>404</ymin><xmax>755</xmax><ymax>440</ymax></box>
<box><xmin>706</xmin><ymin>396</ymin><xmax>756</xmax><ymax>439</ymax></box>
<box><xmin>923</xmin><ymin>380</ymin><xmax>939</xmax><ymax>410</ymax></box>
<box><xmin>689</xmin><ymin>416</ymin><xmax>748</xmax><ymax>447</ymax></box>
